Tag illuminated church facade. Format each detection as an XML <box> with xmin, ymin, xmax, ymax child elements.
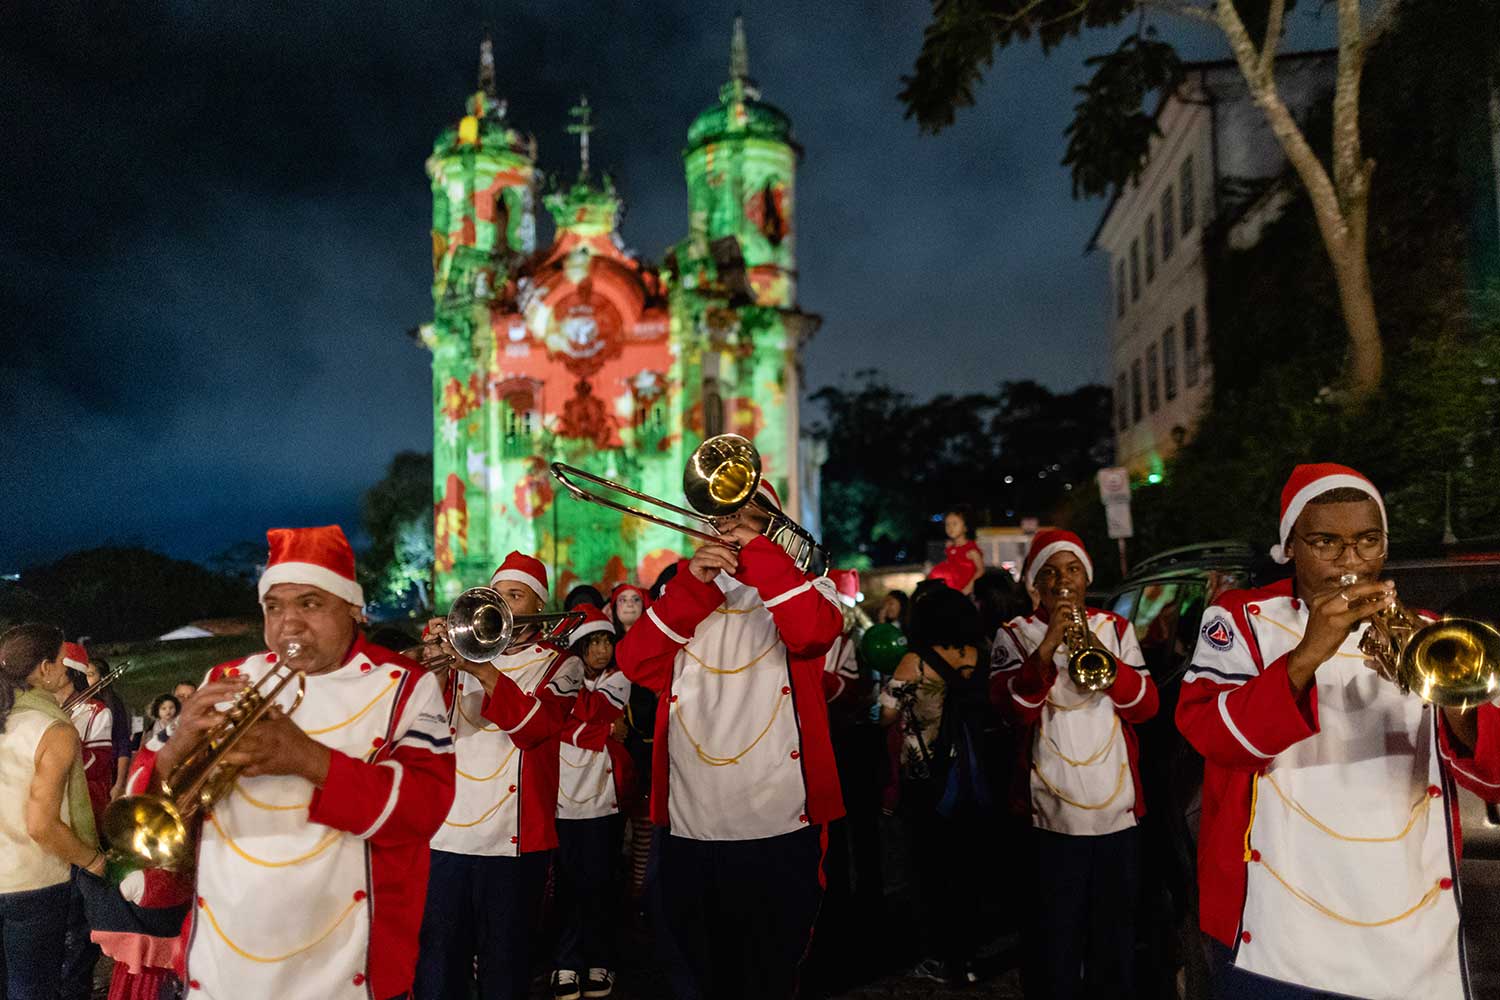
<box><xmin>420</xmin><ymin>19</ymin><xmax>820</xmax><ymax>602</ymax></box>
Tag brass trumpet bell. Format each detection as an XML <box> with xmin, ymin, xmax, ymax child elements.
<box><xmin>101</xmin><ymin>795</ymin><xmax>192</xmax><ymax>873</ymax></box>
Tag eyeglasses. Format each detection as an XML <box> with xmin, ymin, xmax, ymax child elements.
<box><xmin>1294</xmin><ymin>531</ymin><xmax>1387</xmax><ymax>562</ymax></box>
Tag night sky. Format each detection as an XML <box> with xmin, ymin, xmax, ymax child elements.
<box><xmin>1</xmin><ymin>2</ymin><xmax>1336</xmax><ymax>569</ymax></box>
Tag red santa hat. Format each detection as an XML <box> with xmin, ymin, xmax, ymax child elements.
<box><xmin>1270</xmin><ymin>463</ymin><xmax>1387</xmax><ymax>564</ymax></box>
<box><xmin>489</xmin><ymin>551</ymin><xmax>549</xmax><ymax>603</ymax></box>
<box><xmin>1021</xmin><ymin>529</ymin><xmax>1094</xmax><ymax>589</ymax></box>
<box><xmin>61</xmin><ymin>641</ymin><xmax>89</xmax><ymax>673</ymax></box>
<box><xmin>258</xmin><ymin>525</ymin><xmax>364</xmax><ymax>608</ymax></box>
<box><xmin>827</xmin><ymin>568</ymin><xmax>863</xmax><ymax>607</ymax></box>
<box><xmin>568</xmin><ymin>604</ymin><xmax>615</xmax><ymax>643</ymax></box>
<box><xmin>609</xmin><ymin>582</ymin><xmax>650</xmax><ymax>610</ymax></box>
<box><xmin>755</xmin><ymin>478</ymin><xmax>782</xmax><ymax>512</ymax></box>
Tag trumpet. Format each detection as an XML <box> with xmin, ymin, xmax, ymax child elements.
<box><xmin>1057</xmin><ymin>587</ymin><xmax>1118</xmax><ymax>692</ymax></box>
<box><xmin>101</xmin><ymin>643</ymin><xmax>308</xmax><ymax>872</ymax></box>
<box><xmin>1342</xmin><ymin>574</ymin><xmax>1500</xmax><ymax>710</ymax></box>
<box><xmin>62</xmin><ymin>660</ymin><xmax>131</xmax><ymax>713</ymax></box>
<box><xmin>551</xmin><ymin>433</ymin><xmax>827</xmax><ymax>576</ymax></box>
<box><xmin>404</xmin><ymin>588</ymin><xmax>586</xmax><ymax>671</ymax></box>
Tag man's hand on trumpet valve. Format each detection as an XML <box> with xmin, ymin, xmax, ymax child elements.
<box><xmin>151</xmin><ymin>677</ymin><xmax>246</xmax><ymax>778</ymax></box>
<box><xmin>689</xmin><ymin>541</ymin><xmax>739</xmax><ymax>583</ymax></box>
<box><xmin>220</xmin><ymin>705</ymin><xmax>331</xmax><ymax>785</ymax></box>
<box><xmin>1288</xmin><ymin>577</ymin><xmax>1394</xmax><ymax>694</ymax></box>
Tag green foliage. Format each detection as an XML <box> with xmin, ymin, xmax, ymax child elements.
<box><xmin>1</xmin><ymin>548</ymin><xmax>256</xmax><ymax>642</ymax></box>
<box><xmin>1063</xmin><ymin>32</ymin><xmax>1182</xmax><ymax>198</ymax></box>
<box><xmin>360</xmin><ymin>451</ymin><xmax>434</xmax><ymax>606</ymax></box>
<box><xmin>810</xmin><ymin>372</ymin><xmax>1113</xmax><ymax>563</ymax></box>
<box><xmin>97</xmin><ymin>634</ymin><xmax>267</xmax><ymax>715</ymax></box>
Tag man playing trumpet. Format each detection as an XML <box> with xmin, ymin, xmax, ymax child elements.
<box><xmin>1177</xmin><ymin>464</ymin><xmax>1500</xmax><ymax>999</ymax></box>
<box><xmin>124</xmin><ymin>525</ymin><xmax>456</xmax><ymax>1000</ymax></box>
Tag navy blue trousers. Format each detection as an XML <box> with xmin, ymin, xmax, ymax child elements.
<box><xmin>659</xmin><ymin>825</ymin><xmax>825</xmax><ymax>1000</ymax></box>
<box><xmin>59</xmin><ymin>874</ymin><xmax>99</xmax><ymax>1000</ymax></box>
<box><xmin>553</xmin><ymin>815</ymin><xmax>624</xmax><ymax>972</ymax></box>
<box><xmin>413</xmin><ymin>848</ymin><xmax>550</xmax><ymax>1000</ymax></box>
<box><xmin>1034</xmin><ymin>825</ymin><xmax>1141</xmax><ymax>1000</ymax></box>
<box><xmin>0</xmin><ymin>880</ymin><xmax>71</xmax><ymax>1000</ymax></box>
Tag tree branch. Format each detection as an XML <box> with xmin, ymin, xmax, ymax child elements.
<box><xmin>1258</xmin><ymin>0</ymin><xmax>1287</xmax><ymax>78</ymax></box>
<box><xmin>1333</xmin><ymin>0</ymin><xmax>1370</xmax><ymax>227</ymax></box>
<box><xmin>1141</xmin><ymin>0</ymin><xmax>1218</xmax><ymax>26</ymax></box>
<box><xmin>1362</xmin><ymin>0</ymin><xmax>1404</xmax><ymax>53</ymax></box>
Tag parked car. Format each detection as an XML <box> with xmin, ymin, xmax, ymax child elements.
<box><xmin>1105</xmin><ymin>541</ymin><xmax>1500</xmax><ymax>998</ymax></box>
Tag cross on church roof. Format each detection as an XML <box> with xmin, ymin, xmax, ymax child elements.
<box><xmin>567</xmin><ymin>95</ymin><xmax>594</xmax><ymax>179</ymax></box>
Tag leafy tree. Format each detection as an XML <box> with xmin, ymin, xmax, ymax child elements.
<box><xmin>360</xmin><ymin>451</ymin><xmax>434</xmax><ymax>607</ymax></box>
<box><xmin>901</xmin><ymin>0</ymin><xmax>1411</xmax><ymax>404</ymax></box>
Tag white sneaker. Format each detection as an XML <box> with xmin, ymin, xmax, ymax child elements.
<box><xmin>582</xmin><ymin>968</ymin><xmax>615</xmax><ymax>998</ymax></box>
<box><xmin>550</xmin><ymin>969</ymin><xmax>582</xmax><ymax>1000</ymax></box>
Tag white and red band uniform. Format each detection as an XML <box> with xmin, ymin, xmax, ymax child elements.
<box><xmin>1180</xmin><ymin>580</ymin><xmax>1500</xmax><ymax>999</ymax></box>
<box><xmin>992</xmin><ymin>608</ymin><xmax>1156</xmax><ymax>835</ymax></box>
<box><xmin>616</xmin><ymin>524</ymin><xmax>847</xmax><ymax>841</ymax></box>
<box><xmin>557</xmin><ymin>666</ymin><xmax>634</xmax><ymax>820</ymax></box>
<box><xmin>821</xmin><ymin>569</ymin><xmax>864</xmax><ymax>705</ymax></box>
<box><xmin>129</xmin><ymin>636</ymin><xmax>455</xmax><ymax>1000</ymax></box>
<box><xmin>64</xmin><ymin>643</ymin><xmax>114</xmax><ymax>823</ymax></box>
<box><xmin>431</xmin><ymin>551</ymin><xmax>584</xmax><ymax>856</ymax></box>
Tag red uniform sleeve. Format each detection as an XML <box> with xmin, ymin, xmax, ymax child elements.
<box><xmin>1439</xmin><ymin>703</ymin><xmax>1500</xmax><ymax>802</ymax></box>
<box><xmin>616</xmin><ymin>559</ymin><xmax>725</xmax><ymax>693</ymax></box>
<box><xmin>1106</xmin><ymin>617</ymin><xmax>1159</xmax><ymax>725</ymax></box>
<box><xmin>989</xmin><ymin>621</ymin><xmax>1055</xmax><ymax>727</ymax></box>
<box><xmin>1176</xmin><ymin>603</ymin><xmax>1320</xmax><ymax>771</ymax></box>
<box><xmin>307</xmin><ymin>670</ymin><xmax>456</xmax><ymax>844</ymax></box>
<box><xmin>736</xmin><ymin>535</ymin><xmax>843</xmax><ymax>658</ymax></box>
<box><xmin>561</xmin><ymin>684</ymin><xmax>626</xmax><ymax>752</ymax></box>
<box><xmin>481</xmin><ymin>654</ymin><xmax>583</xmax><ymax>750</ymax></box>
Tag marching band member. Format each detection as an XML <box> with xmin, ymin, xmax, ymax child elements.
<box><xmin>126</xmin><ymin>525</ymin><xmax>456</xmax><ymax>1000</ymax></box>
<box><xmin>990</xmin><ymin>529</ymin><xmax>1157</xmax><ymax>1000</ymax></box>
<box><xmin>607</xmin><ymin>583</ymin><xmax>658</xmax><ymax>907</ymax></box>
<box><xmin>63</xmin><ymin>643</ymin><xmax>114</xmax><ymax>827</ymax></box>
<box><xmin>615</xmin><ymin>477</ymin><xmax>845</xmax><ymax>1000</ymax></box>
<box><xmin>1177</xmin><ymin>465</ymin><xmax>1500</xmax><ymax>1000</ymax></box>
<box><xmin>821</xmin><ymin>569</ymin><xmax>867</xmax><ymax>706</ymax></box>
<box><xmin>416</xmin><ymin>551</ymin><xmax>584</xmax><ymax>1000</ymax></box>
<box><xmin>551</xmin><ymin>605</ymin><xmax>634</xmax><ymax>1000</ymax></box>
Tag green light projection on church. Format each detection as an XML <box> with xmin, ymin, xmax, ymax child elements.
<box><xmin>419</xmin><ymin>19</ymin><xmax>820</xmax><ymax>603</ymax></box>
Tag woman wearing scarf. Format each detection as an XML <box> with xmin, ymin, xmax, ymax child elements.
<box><xmin>0</xmin><ymin>623</ymin><xmax>107</xmax><ymax>1000</ymax></box>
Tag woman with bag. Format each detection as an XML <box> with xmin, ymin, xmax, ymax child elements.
<box><xmin>878</xmin><ymin>585</ymin><xmax>991</xmax><ymax>986</ymax></box>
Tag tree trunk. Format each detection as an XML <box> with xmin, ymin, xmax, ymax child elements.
<box><xmin>1325</xmin><ymin>232</ymin><xmax>1384</xmax><ymax>401</ymax></box>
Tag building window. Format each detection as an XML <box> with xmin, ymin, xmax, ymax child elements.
<box><xmin>1160</xmin><ymin>186</ymin><xmax>1175</xmax><ymax>259</ymax></box>
<box><xmin>1184</xmin><ymin>306</ymin><xmax>1201</xmax><ymax>387</ymax></box>
<box><xmin>1181</xmin><ymin>156</ymin><xmax>1197</xmax><ymax>233</ymax></box>
<box><xmin>1129</xmin><ymin>240</ymin><xmax>1141</xmax><ymax>302</ymax></box>
<box><xmin>1131</xmin><ymin>360</ymin><xmax>1144</xmax><ymax>424</ymax></box>
<box><xmin>1146</xmin><ymin>345</ymin><xmax>1160</xmax><ymax>413</ymax></box>
<box><xmin>1145</xmin><ymin>214</ymin><xmax>1157</xmax><ymax>283</ymax></box>
<box><xmin>1163</xmin><ymin>327</ymin><xmax>1178</xmax><ymax>401</ymax></box>
<box><xmin>1116</xmin><ymin>372</ymin><xmax>1129</xmax><ymax>430</ymax></box>
<box><xmin>1116</xmin><ymin>259</ymin><xmax>1126</xmax><ymax>317</ymax></box>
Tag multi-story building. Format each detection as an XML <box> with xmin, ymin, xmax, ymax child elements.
<box><xmin>1091</xmin><ymin>52</ymin><xmax>1334</xmax><ymax>480</ymax></box>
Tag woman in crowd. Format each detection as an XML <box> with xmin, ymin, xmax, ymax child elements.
<box><xmin>878</xmin><ymin>586</ymin><xmax>990</xmax><ymax>986</ymax></box>
<box><xmin>876</xmin><ymin>589</ymin><xmax>909</xmax><ymax>629</ymax></box>
<box><xmin>0</xmin><ymin>624</ymin><xmax>108</xmax><ymax>1000</ymax></box>
<box><xmin>552</xmin><ymin>606</ymin><xmax>634</xmax><ymax>1000</ymax></box>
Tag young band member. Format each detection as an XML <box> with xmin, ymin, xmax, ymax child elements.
<box><xmin>417</xmin><ymin>551</ymin><xmax>584</xmax><ymax>1000</ymax></box>
<box><xmin>615</xmin><ymin>478</ymin><xmax>845</xmax><ymax>1000</ymax></box>
<box><xmin>1177</xmin><ymin>464</ymin><xmax>1500</xmax><ymax>1000</ymax></box>
<box><xmin>930</xmin><ymin>506</ymin><xmax>984</xmax><ymax>595</ymax></box>
<box><xmin>125</xmin><ymin>525</ymin><xmax>455</xmax><ymax>1000</ymax></box>
<box><xmin>991</xmin><ymin>529</ymin><xmax>1158</xmax><ymax>1000</ymax></box>
<box><xmin>821</xmin><ymin>569</ymin><xmax>867</xmax><ymax>706</ymax></box>
<box><xmin>63</xmin><ymin>643</ymin><xmax>114</xmax><ymax>828</ymax></box>
<box><xmin>551</xmin><ymin>605</ymin><xmax>634</xmax><ymax>1000</ymax></box>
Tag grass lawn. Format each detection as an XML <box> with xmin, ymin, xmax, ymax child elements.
<box><xmin>93</xmin><ymin>634</ymin><xmax>266</xmax><ymax>716</ymax></box>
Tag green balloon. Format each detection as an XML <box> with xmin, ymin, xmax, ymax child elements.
<box><xmin>859</xmin><ymin>623</ymin><xmax>908</xmax><ymax>674</ymax></box>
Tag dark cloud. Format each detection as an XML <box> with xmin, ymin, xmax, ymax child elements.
<box><xmin>0</xmin><ymin>1</ymin><xmax>1334</xmax><ymax>568</ymax></box>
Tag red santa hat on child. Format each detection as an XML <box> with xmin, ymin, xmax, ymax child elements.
<box><xmin>257</xmin><ymin>525</ymin><xmax>364</xmax><ymax>608</ymax></box>
<box><xmin>1269</xmin><ymin>463</ymin><xmax>1387</xmax><ymax>564</ymax></box>
<box><xmin>568</xmin><ymin>604</ymin><xmax>615</xmax><ymax>642</ymax></box>
<box><xmin>489</xmin><ymin>551</ymin><xmax>549</xmax><ymax>603</ymax></box>
<box><xmin>827</xmin><ymin>568</ymin><xmax>863</xmax><ymax>607</ymax></box>
<box><xmin>609</xmin><ymin>582</ymin><xmax>650</xmax><ymax>609</ymax></box>
<box><xmin>1021</xmin><ymin>529</ymin><xmax>1094</xmax><ymax>589</ymax></box>
<box><xmin>61</xmin><ymin>641</ymin><xmax>89</xmax><ymax>673</ymax></box>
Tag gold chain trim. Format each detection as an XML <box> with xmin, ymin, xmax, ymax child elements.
<box><xmin>456</xmin><ymin>695</ymin><xmax>499</xmax><ymax>733</ymax></box>
<box><xmin>453</xmin><ymin>654</ymin><xmax>554</xmax><ymax>732</ymax></box>
<box><xmin>673</xmin><ymin>691</ymin><xmax>789</xmax><ymax>766</ymax></box>
<box><xmin>1255</xmin><ymin>857</ymin><xmax>1447</xmax><ymax>927</ymax></box>
<box><xmin>1039</xmin><ymin>714</ymin><xmax>1119</xmax><ymax>767</ymax></box>
<box><xmin>442</xmin><ymin>786</ymin><xmax>516</xmax><ymax>828</ymax></box>
<box><xmin>198</xmin><ymin>894</ymin><xmax>361</xmax><ymax>963</ymax></box>
<box><xmin>456</xmin><ymin>744</ymin><xmax>517</xmax><ymax>782</ymax></box>
<box><xmin>232</xmin><ymin>782</ymin><xmax>308</xmax><ymax>812</ymax></box>
<box><xmin>558</xmin><ymin>762</ymin><xmax>611</xmax><ymax>804</ymax></box>
<box><xmin>1263</xmin><ymin>771</ymin><xmax>1433</xmax><ymax>843</ymax></box>
<box><xmin>713</xmin><ymin>606</ymin><xmax>755</xmax><ymax>615</ymax></box>
<box><xmin>1046</xmin><ymin>693</ymin><xmax>1098</xmax><ymax>711</ymax></box>
<box><xmin>302</xmin><ymin>677</ymin><xmax>398</xmax><ymax>736</ymax></box>
<box><xmin>1255</xmin><ymin>614</ymin><xmax>1366</xmax><ymax>659</ymax></box>
<box><xmin>1032</xmin><ymin>760</ymin><xmax>1128</xmax><ymax>810</ymax></box>
<box><xmin>682</xmin><ymin>639</ymin><xmax>780</xmax><ymax>676</ymax></box>
<box><xmin>207</xmin><ymin>811</ymin><xmax>341</xmax><ymax>868</ymax></box>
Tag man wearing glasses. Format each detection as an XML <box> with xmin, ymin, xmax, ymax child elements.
<box><xmin>1178</xmin><ymin>463</ymin><xmax>1500</xmax><ymax>1000</ymax></box>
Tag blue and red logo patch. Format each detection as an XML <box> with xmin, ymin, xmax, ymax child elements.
<box><xmin>1201</xmin><ymin>617</ymin><xmax>1235</xmax><ymax>652</ymax></box>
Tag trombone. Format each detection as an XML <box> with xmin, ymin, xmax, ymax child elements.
<box><xmin>1342</xmin><ymin>574</ymin><xmax>1500</xmax><ymax>710</ymax></box>
<box><xmin>405</xmin><ymin>588</ymin><xmax>586</xmax><ymax>671</ymax></box>
<box><xmin>551</xmin><ymin>433</ymin><xmax>828</xmax><ymax>576</ymax></box>
<box><xmin>102</xmin><ymin>643</ymin><xmax>308</xmax><ymax>872</ymax></box>
<box><xmin>63</xmin><ymin>660</ymin><xmax>131</xmax><ymax>713</ymax></box>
